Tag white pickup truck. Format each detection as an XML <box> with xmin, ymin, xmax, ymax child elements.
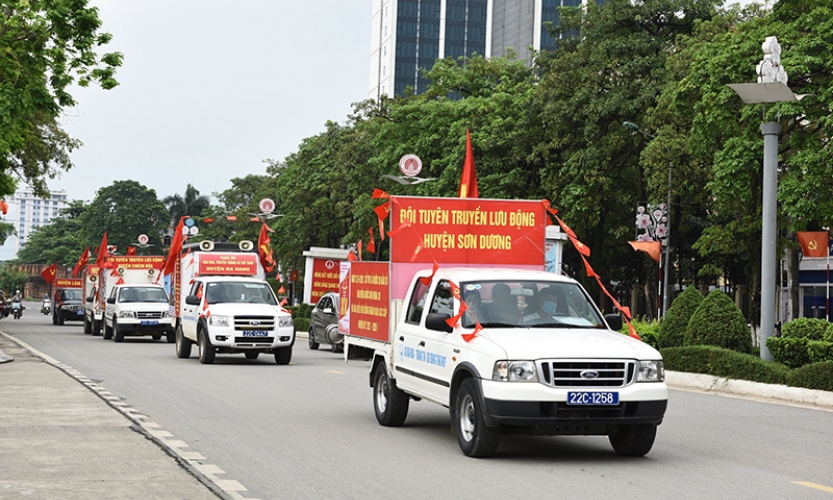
<box><xmin>103</xmin><ymin>284</ymin><xmax>174</xmax><ymax>343</ymax></box>
<box><xmin>348</xmin><ymin>267</ymin><xmax>667</xmax><ymax>458</ymax></box>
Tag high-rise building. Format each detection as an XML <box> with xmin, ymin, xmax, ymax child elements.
<box><xmin>369</xmin><ymin>0</ymin><xmax>601</xmax><ymax>99</ymax></box>
<box><xmin>7</xmin><ymin>188</ymin><xmax>68</xmax><ymax>254</ymax></box>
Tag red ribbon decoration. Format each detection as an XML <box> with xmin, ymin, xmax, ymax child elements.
<box><xmin>372</xmin><ymin>188</ymin><xmax>390</xmax><ymax>199</ymax></box>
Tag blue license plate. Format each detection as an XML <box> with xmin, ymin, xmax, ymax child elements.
<box><xmin>242</xmin><ymin>330</ymin><xmax>268</xmax><ymax>337</ymax></box>
<box><xmin>566</xmin><ymin>391</ymin><xmax>619</xmax><ymax>405</ymax></box>
<box><xmin>140</xmin><ymin>320</ymin><xmax>159</xmax><ymax>326</ymax></box>
<box><xmin>76</xmin><ymin>310</ymin><xmax>84</xmax><ymax>315</ymax></box>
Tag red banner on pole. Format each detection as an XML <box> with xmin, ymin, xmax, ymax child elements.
<box><xmin>310</xmin><ymin>258</ymin><xmax>341</xmax><ymax>303</ymax></box>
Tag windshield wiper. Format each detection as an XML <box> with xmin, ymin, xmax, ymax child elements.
<box><xmin>477</xmin><ymin>322</ymin><xmax>521</xmax><ymax>328</ymax></box>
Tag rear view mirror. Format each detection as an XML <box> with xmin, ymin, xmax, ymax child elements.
<box><xmin>185</xmin><ymin>295</ymin><xmax>201</xmax><ymax>306</ymax></box>
<box><xmin>604</xmin><ymin>314</ymin><xmax>623</xmax><ymax>332</ymax></box>
<box><xmin>426</xmin><ymin>313</ymin><xmax>453</xmax><ymax>333</ymax></box>
<box><xmin>106</xmin><ymin>297</ymin><xmax>116</xmax><ymax>304</ymax></box>
<box><xmin>86</xmin><ymin>296</ymin><xmax>93</xmax><ymax>303</ymax></box>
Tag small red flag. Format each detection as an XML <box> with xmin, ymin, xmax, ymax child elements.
<box><xmin>797</xmin><ymin>231</ymin><xmax>829</xmax><ymax>258</ymax></box>
<box><xmin>387</xmin><ymin>219</ymin><xmax>411</xmax><ymax>238</ymax></box>
<box><xmin>126</xmin><ymin>246</ymin><xmax>137</xmax><ymax>256</ymax></box>
<box><xmin>203</xmin><ymin>217</ymin><xmax>215</xmax><ymax>223</ymax></box>
<box><xmin>628</xmin><ymin>241</ymin><xmax>661</xmax><ymax>263</ymax></box>
<box><xmin>277</xmin><ymin>286</ymin><xmax>286</xmax><ymax>294</ymax></box>
<box><xmin>280</xmin><ymin>298</ymin><xmax>288</xmax><ymax>306</ymax></box>
<box><xmin>0</xmin><ymin>200</ymin><xmax>8</xmax><ymax>215</ymax></box>
<box><xmin>164</xmin><ymin>218</ymin><xmax>185</xmax><ymax>276</ymax></box>
<box><xmin>374</xmin><ymin>202</ymin><xmax>391</xmax><ymax>241</ymax></box>
<box><xmin>357</xmin><ymin>240</ymin><xmax>363</xmax><ymax>261</ymax></box>
<box><xmin>41</xmin><ymin>263</ymin><xmax>57</xmax><ymax>284</ymax></box>
<box><xmin>347</xmin><ymin>250</ymin><xmax>357</xmax><ymax>262</ymax></box>
<box><xmin>366</xmin><ymin>227</ymin><xmax>376</xmax><ymax>253</ymax></box>
<box><xmin>372</xmin><ymin>188</ymin><xmax>390</xmax><ymax>199</ymax></box>
<box><xmin>462</xmin><ymin>319</ymin><xmax>483</xmax><ymax>342</ymax></box>
<box><xmin>419</xmin><ymin>261</ymin><xmax>439</xmax><ymax>286</ymax></box>
<box><xmin>95</xmin><ymin>233</ymin><xmax>108</xmax><ymax>269</ymax></box>
<box><xmin>568</xmin><ymin>234</ymin><xmax>591</xmax><ymax>257</ymax></box>
<box><xmin>73</xmin><ymin>247</ymin><xmax>91</xmax><ymax>277</ymax></box>
<box><xmin>458</xmin><ymin>129</ymin><xmax>479</xmax><ymax>198</ymax></box>
<box><xmin>226</xmin><ymin>215</ymin><xmax>237</xmax><ymax>221</ymax></box>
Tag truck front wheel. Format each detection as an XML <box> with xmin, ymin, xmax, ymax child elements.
<box><xmin>373</xmin><ymin>363</ymin><xmax>409</xmax><ymax>427</ymax></box>
<box><xmin>608</xmin><ymin>424</ymin><xmax>657</xmax><ymax>457</ymax></box>
<box><xmin>93</xmin><ymin>320</ymin><xmax>102</xmax><ymax>336</ymax></box>
<box><xmin>198</xmin><ymin>328</ymin><xmax>215</xmax><ymax>364</ymax></box>
<box><xmin>175</xmin><ymin>326</ymin><xmax>192</xmax><ymax>359</ymax></box>
<box><xmin>274</xmin><ymin>346</ymin><xmax>292</xmax><ymax>365</ymax></box>
<box><xmin>113</xmin><ymin>320</ymin><xmax>125</xmax><ymax>342</ymax></box>
<box><xmin>455</xmin><ymin>378</ymin><xmax>500</xmax><ymax>458</ymax></box>
<box><xmin>103</xmin><ymin>320</ymin><xmax>113</xmax><ymax>340</ymax></box>
<box><xmin>83</xmin><ymin>314</ymin><xmax>91</xmax><ymax>334</ymax></box>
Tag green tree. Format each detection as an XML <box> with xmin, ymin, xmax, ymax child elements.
<box><xmin>685</xmin><ymin>289</ymin><xmax>753</xmax><ymax>354</ymax></box>
<box><xmin>0</xmin><ymin>0</ymin><xmax>122</xmax><ymax>197</ymax></box>
<box><xmin>13</xmin><ymin>200</ymin><xmax>87</xmax><ymax>265</ymax></box>
<box><xmin>80</xmin><ymin>181</ymin><xmax>169</xmax><ymax>253</ymax></box>
<box><xmin>162</xmin><ymin>184</ymin><xmax>211</xmax><ymax>225</ymax></box>
<box><xmin>0</xmin><ymin>265</ymin><xmax>29</xmax><ymax>295</ymax></box>
<box><xmin>659</xmin><ymin>286</ymin><xmax>703</xmax><ymax>348</ymax></box>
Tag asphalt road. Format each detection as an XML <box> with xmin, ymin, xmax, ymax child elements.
<box><xmin>4</xmin><ymin>302</ymin><xmax>833</xmax><ymax>499</ymax></box>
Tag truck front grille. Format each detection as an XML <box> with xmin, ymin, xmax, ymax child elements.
<box><xmin>538</xmin><ymin>360</ymin><xmax>634</xmax><ymax>388</ymax></box>
<box><xmin>234</xmin><ymin>337</ymin><xmax>274</xmax><ymax>346</ymax></box>
<box><xmin>137</xmin><ymin>311</ymin><xmax>164</xmax><ymax>319</ymax></box>
<box><xmin>233</xmin><ymin>315</ymin><xmax>275</xmax><ymax>331</ymax></box>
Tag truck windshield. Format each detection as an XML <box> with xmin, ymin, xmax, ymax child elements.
<box><xmin>63</xmin><ymin>289</ymin><xmax>83</xmax><ymax>301</ymax></box>
<box><xmin>459</xmin><ymin>280</ymin><xmax>606</xmax><ymax>329</ymax></box>
<box><xmin>205</xmin><ymin>282</ymin><xmax>278</xmax><ymax>305</ymax></box>
<box><xmin>118</xmin><ymin>287</ymin><xmax>169</xmax><ymax>303</ymax></box>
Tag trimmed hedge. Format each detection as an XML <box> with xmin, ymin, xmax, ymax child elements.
<box><xmin>807</xmin><ymin>340</ymin><xmax>833</xmax><ymax>363</ymax></box>
<box><xmin>826</xmin><ymin>323</ymin><xmax>833</xmax><ymax>342</ymax></box>
<box><xmin>659</xmin><ymin>286</ymin><xmax>703</xmax><ymax>349</ymax></box>
<box><xmin>685</xmin><ymin>289</ymin><xmax>753</xmax><ymax>354</ymax></box>
<box><xmin>661</xmin><ymin>345</ymin><xmax>790</xmax><ymax>385</ymax></box>
<box><xmin>294</xmin><ymin>317</ymin><xmax>311</xmax><ymax>334</ymax></box>
<box><xmin>788</xmin><ymin>361</ymin><xmax>833</xmax><ymax>392</ymax></box>
<box><xmin>766</xmin><ymin>337</ymin><xmax>811</xmax><ymax>368</ymax></box>
<box><xmin>286</xmin><ymin>303</ymin><xmax>314</xmax><ymax>319</ymax></box>
<box><xmin>782</xmin><ymin>317</ymin><xmax>828</xmax><ymax>340</ymax></box>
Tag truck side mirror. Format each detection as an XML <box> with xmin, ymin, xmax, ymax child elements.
<box><xmin>86</xmin><ymin>296</ymin><xmax>93</xmax><ymax>303</ymax></box>
<box><xmin>106</xmin><ymin>297</ymin><xmax>116</xmax><ymax>304</ymax></box>
<box><xmin>185</xmin><ymin>295</ymin><xmax>201</xmax><ymax>306</ymax></box>
<box><xmin>604</xmin><ymin>313</ymin><xmax>623</xmax><ymax>332</ymax></box>
<box><xmin>426</xmin><ymin>313</ymin><xmax>453</xmax><ymax>333</ymax></box>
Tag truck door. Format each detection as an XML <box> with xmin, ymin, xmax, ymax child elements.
<box><xmin>181</xmin><ymin>281</ymin><xmax>203</xmax><ymax>340</ymax></box>
<box><xmin>394</xmin><ymin>278</ymin><xmax>455</xmax><ymax>403</ymax></box>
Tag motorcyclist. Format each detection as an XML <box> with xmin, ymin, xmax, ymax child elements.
<box><xmin>12</xmin><ymin>290</ymin><xmax>22</xmax><ymax>302</ymax></box>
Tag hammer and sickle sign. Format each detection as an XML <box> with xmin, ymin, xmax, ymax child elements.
<box><xmin>809</xmin><ymin>240</ymin><xmax>818</xmax><ymax>251</ymax></box>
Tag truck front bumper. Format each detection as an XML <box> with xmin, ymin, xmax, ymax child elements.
<box><xmin>117</xmin><ymin>319</ymin><xmax>174</xmax><ymax>334</ymax></box>
<box><xmin>208</xmin><ymin>327</ymin><xmax>295</xmax><ymax>351</ymax></box>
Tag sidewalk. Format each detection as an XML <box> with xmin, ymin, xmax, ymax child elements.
<box><xmin>0</xmin><ymin>334</ymin><xmax>221</xmax><ymax>500</ymax></box>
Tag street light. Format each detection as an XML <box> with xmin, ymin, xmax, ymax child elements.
<box><xmin>623</xmin><ymin>121</ymin><xmax>673</xmax><ymax>319</ymax></box>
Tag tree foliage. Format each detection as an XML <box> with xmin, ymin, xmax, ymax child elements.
<box><xmin>14</xmin><ymin>200</ymin><xmax>86</xmax><ymax>265</ymax></box>
<box><xmin>685</xmin><ymin>289</ymin><xmax>753</xmax><ymax>354</ymax></box>
<box><xmin>0</xmin><ymin>265</ymin><xmax>29</xmax><ymax>294</ymax></box>
<box><xmin>0</xmin><ymin>0</ymin><xmax>122</xmax><ymax>197</ymax></box>
<box><xmin>163</xmin><ymin>184</ymin><xmax>210</xmax><ymax>226</ymax></box>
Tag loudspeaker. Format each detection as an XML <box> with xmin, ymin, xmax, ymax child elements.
<box><xmin>117</xmin><ymin>267</ymin><xmax>126</xmax><ymax>276</ymax></box>
<box><xmin>199</xmin><ymin>240</ymin><xmax>215</xmax><ymax>251</ymax></box>
<box><xmin>148</xmin><ymin>269</ymin><xmax>156</xmax><ymax>276</ymax></box>
<box><xmin>239</xmin><ymin>240</ymin><xmax>254</xmax><ymax>251</ymax></box>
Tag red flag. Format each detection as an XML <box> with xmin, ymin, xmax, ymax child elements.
<box><xmin>126</xmin><ymin>246</ymin><xmax>137</xmax><ymax>256</ymax></box>
<box><xmin>357</xmin><ymin>240</ymin><xmax>363</xmax><ymax>261</ymax></box>
<box><xmin>72</xmin><ymin>247</ymin><xmax>91</xmax><ymax>277</ymax></box>
<box><xmin>0</xmin><ymin>200</ymin><xmax>7</xmax><ymax>215</ymax></box>
<box><xmin>203</xmin><ymin>217</ymin><xmax>215</xmax><ymax>223</ymax></box>
<box><xmin>372</xmin><ymin>188</ymin><xmax>390</xmax><ymax>199</ymax></box>
<box><xmin>387</xmin><ymin>219</ymin><xmax>411</xmax><ymax>238</ymax></box>
<box><xmin>280</xmin><ymin>298</ymin><xmax>288</xmax><ymax>306</ymax></box>
<box><xmin>95</xmin><ymin>233</ymin><xmax>108</xmax><ymax>269</ymax></box>
<box><xmin>258</xmin><ymin>223</ymin><xmax>276</xmax><ymax>273</ymax></box>
<box><xmin>277</xmin><ymin>286</ymin><xmax>286</xmax><ymax>294</ymax></box>
<box><xmin>628</xmin><ymin>241</ymin><xmax>661</xmax><ymax>262</ymax></box>
<box><xmin>409</xmin><ymin>236</ymin><xmax>424</xmax><ymax>263</ymax></box>
<box><xmin>374</xmin><ymin>202</ymin><xmax>390</xmax><ymax>241</ymax></box>
<box><xmin>580</xmin><ymin>255</ymin><xmax>597</xmax><ymax>278</ymax></box>
<box><xmin>568</xmin><ymin>234</ymin><xmax>591</xmax><ymax>257</ymax></box>
<box><xmin>462</xmin><ymin>320</ymin><xmax>483</xmax><ymax>342</ymax></box>
<box><xmin>458</xmin><ymin>129</ymin><xmax>479</xmax><ymax>198</ymax></box>
<box><xmin>163</xmin><ymin>219</ymin><xmax>185</xmax><ymax>276</ymax></box>
<box><xmin>41</xmin><ymin>263</ymin><xmax>57</xmax><ymax>284</ymax></box>
<box><xmin>797</xmin><ymin>231</ymin><xmax>829</xmax><ymax>258</ymax></box>
<box><xmin>367</xmin><ymin>227</ymin><xmax>376</xmax><ymax>253</ymax></box>
<box><xmin>226</xmin><ymin>215</ymin><xmax>237</xmax><ymax>221</ymax></box>
<box><xmin>419</xmin><ymin>261</ymin><xmax>439</xmax><ymax>286</ymax></box>
<box><xmin>347</xmin><ymin>250</ymin><xmax>357</xmax><ymax>262</ymax></box>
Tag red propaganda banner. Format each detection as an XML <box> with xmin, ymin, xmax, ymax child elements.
<box><xmin>337</xmin><ymin>262</ymin><xmax>352</xmax><ymax>335</ymax></box>
<box><xmin>347</xmin><ymin>262</ymin><xmax>389</xmax><ymax>342</ymax></box>
<box><xmin>109</xmin><ymin>256</ymin><xmax>166</xmax><ymax>269</ymax></box>
<box><xmin>55</xmin><ymin>278</ymin><xmax>83</xmax><ymax>288</ymax></box>
<box><xmin>198</xmin><ymin>253</ymin><xmax>258</xmax><ymax>276</ymax></box>
<box><xmin>389</xmin><ymin>196</ymin><xmax>546</xmax><ymax>265</ymax></box>
<box><xmin>311</xmin><ymin>258</ymin><xmax>341</xmax><ymax>303</ymax></box>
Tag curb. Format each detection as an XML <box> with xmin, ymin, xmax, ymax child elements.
<box><xmin>666</xmin><ymin>370</ymin><xmax>833</xmax><ymax>410</ymax></box>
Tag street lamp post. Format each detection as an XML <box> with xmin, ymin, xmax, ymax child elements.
<box><xmin>624</xmin><ymin>121</ymin><xmax>673</xmax><ymax>318</ymax></box>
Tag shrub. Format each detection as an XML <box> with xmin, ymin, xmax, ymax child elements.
<box><xmin>782</xmin><ymin>317</ymin><xmax>828</xmax><ymax>340</ymax></box>
<box><xmin>788</xmin><ymin>361</ymin><xmax>833</xmax><ymax>392</ymax></box>
<box><xmin>807</xmin><ymin>340</ymin><xmax>833</xmax><ymax>363</ymax></box>
<box><xmin>286</xmin><ymin>303</ymin><xmax>314</xmax><ymax>319</ymax></box>
<box><xmin>824</xmin><ymin>323</ymin><xmax>833</xmax><ymax>342</ymax></box>
<box><xmin>766</xmin><ymin>337</ymin><xmax>810</xmax><ymax>368</ymax></box>
<box><xmin>685</xmin><ymin>289</ymin><xmax>752</xmax><ymax>354</ymax></box>
<box><xmin>294</xmin><ymin>317</ymin><xmax>311</xmax><ymax>334</ymax></box>
<box><xmin>659</xmin><ymin>286</ymin><xmax>703</xmax><ymax>348</ymax></box>
<box><xmin>618</xmin><ymin>317</ymin><xmax>660</xmax><ymax>349</ymax></box>
<box><xmin>660</xmin><ymin>346</ymin><xmax>789</xmax><ymax>385</ymax></box>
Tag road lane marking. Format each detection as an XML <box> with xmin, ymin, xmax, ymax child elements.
<box><xmin>794</xmin><ymin>482</ymin><xmax>833</xmax><ymax>493</ymax></box>
<box><xmin>326</xmin><ymin>369</ymin><xmax>346</xmax><ymax>375</ymax></box>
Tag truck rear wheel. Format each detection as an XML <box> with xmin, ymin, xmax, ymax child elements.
<box><xmin>608</xmin><ymin>424</ymin><xmax>657</xmax><ymax>457</ymax></box>
<box><xmin>175</xmin><ymin>326</ymin><xmax>192</xmax><ymax>359</ymax></box>
<box><xmin>274</xmin><ymin>346</ymin><xmax>292</xmax><ymax>365</ymax></box>
<box><xmin>373</xmin><ymin>363</ymin><xmax>409</xmax><ymax>427</ymax></box>
<box><xmin>166</xmin><ymin>330</ymin><xmax>175</xmax><ymax>344</ymax></box>
<box><xmin>198</xmin><ymin>328</ymin><xmax>215</xmax><ymax>364</ymax></box>
<box><xmin>455</xmin><ymin>378</ymin><xmax>500</xmax><ymax>458</ymax></box>
<box><xmin>57</xmin><ymin>314</ymin><xmax>64</xmax><ymax>326</ymax></box>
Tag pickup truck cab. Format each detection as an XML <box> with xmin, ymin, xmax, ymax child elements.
<box><xmin>176</xmin><ymin>276</ymin><xmax>295</xmax><ymax>364</ymax></box>
<box><xmin>103</xmin><ymin>284</ymin><xmax>174</xmax><ymax>343</ymax></box>
<box><xmin>363</xmin><ymin>267</ymin><xmax>667</xmax><ymax>458</ymax></box>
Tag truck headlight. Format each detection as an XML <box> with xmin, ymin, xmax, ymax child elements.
<box><xmin>209</xmin><ymin>315</ymin><xmax>230</xmax><ymax>327</ymax></box>
<box><xmin>160</xmin><ymin>311</ymin><xmax>169</xmax><ymax>318</ymax></box>
<box><xmin>118</xmin><ymin>311</ymin><xmax>136</xmax><ymax>318</ymax></box>
<box><xmin>493</xmin><ymin>360</ymin><xmax>538</xmax><ymax>382</ymax></box>
<box><xmin>636</xmin><ymin>360</ymin><xmax>665</xmax><ymax>382</ymax></box>
<box><xmin>278</xmin><ymin>316</ymin><xmax>294</xmax><ymax>328</ymax></box>
<box><xmin>61</xmin><ymin>304</ymin><xmax>74</xmax><ymax>310</ymax></box>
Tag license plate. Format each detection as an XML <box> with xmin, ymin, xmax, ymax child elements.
<box><xmin>140</xmin><ymin>320</ymin><xmax>159</xmax><ymax>326</ymax></box>
<box><xmin>76</xmin><ymin>310</ymin><xmax>84</xmax><ymax>315</ymax></box>
<box><xmin>242</xmin><ymin>330</ymin><xmax>268</xmax><ymax>337</ymax></box>
<box><xmin>566</xmin><ymin>391</ymin><xmax>619</xmax><ymax>405</ymax></box>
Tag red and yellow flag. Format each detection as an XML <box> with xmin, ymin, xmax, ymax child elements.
<box><xmin>73</xmin><ymin>247</ymin><xmax>91</xmax><ymax>277</ymax></box>
<box><xmin>458</xmin><ymin>129</ymin><xmax>479</xmax><ymax>198</ymax></box>
<box><xmin>797</xmin><ymin>231</ymin><xmax>829</xmax><ymax>258</ymax></box>
<box><xmin>258</xmin><ymin>222</ymin><xmax>276</xmax><ymax>273</ymax></box>
<box><xmin>41</xmin><ymin>263</ymin><xmax>58</xmax><ymax>284</ymax></box>
<box><xmin>95</xmin><ymin>233</ymin><xmax>108</xmax><ymax>269</ymax></box>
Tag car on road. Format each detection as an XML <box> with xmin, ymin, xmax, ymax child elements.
<box><xmin>53</xmin><ymin>288</ymin><xmax>85</xmax><ymax>325</ymax></box>
<box><xmin>308</xmin><ymin>292</ymin><xmax>342</xmax><ymax>352</ymax></box>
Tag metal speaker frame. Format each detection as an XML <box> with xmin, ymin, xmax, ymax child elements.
<box><xmin>199</xmin><ymin>240</ymin><xmax>215</xmax><ymax>252</ymax></box>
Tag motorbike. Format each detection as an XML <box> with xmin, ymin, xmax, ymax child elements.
<box><xmin>12</xmin><ymin>300</ymin><xmax>23</xmax><ymax>320</ymax></box>
<box><xmin>41</xmin><ymin>298</ymin><xmax>51</xmax><ymax>315</ymax></box>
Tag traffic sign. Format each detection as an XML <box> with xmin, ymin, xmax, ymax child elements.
<box><xmin>137</xmin><ymin>234</ymin><xmax>149</xmax><ymax>245</ymax></box>
<box><xmin>259</xmin><ymin>198</ymin><xmax>276</xmax><ymax>214</ymax></box>
<box><xmin>399</xmin><ymin>154</ymin><xmax>422</xmax><ymax>177</ymax></box>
